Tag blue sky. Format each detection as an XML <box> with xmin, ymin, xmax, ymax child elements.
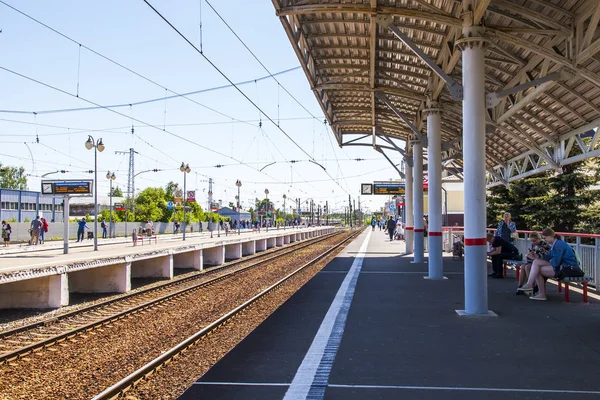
<box><xmin>0</xmin><ymin>0</ymin><xmax>403</xmax><ymax>213</ymax></box>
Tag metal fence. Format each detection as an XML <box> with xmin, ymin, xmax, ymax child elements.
<box><xmin>442</xmin><ymin>227</ymin><xmax>600</xmax><ymax>291</ymax></box>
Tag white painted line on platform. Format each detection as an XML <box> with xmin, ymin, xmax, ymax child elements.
<box><xmin>328</xmin><ymin>384</ymin><xmax>600</xmax><ymax>395</ymax></box>
<box><xmin>283</xmin><ymin>229</ymin><xmax>371</xmax><ymax>400</ymax></box>
<box><xmin>194</xmin><ymin>382</ymin><xmax>600</xmax><ymax>395</ymax></box>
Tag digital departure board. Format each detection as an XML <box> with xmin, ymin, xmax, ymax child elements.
<box><xmin>41</xmin><ymin>180</ymin><xmax>93</xmax><ymax>196</ymax></box>
<box><xmin>373</xmin><ymin>182</ymin><xmax>405</xmax><ymax>195</ymax></box>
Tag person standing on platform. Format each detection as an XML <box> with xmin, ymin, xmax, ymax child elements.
<box><xmin>1</xmin><ymin>220</ymin><xmax>11</xmax><ymax>247</ymax></box>
<box><xmin>371</xmin><ymin>218</ymin><xmax>376</xmax><ymax>231</ymax></box>
<box><xmin>101</xmin><ymin>218</ymin><xmax>108</xmax><ymax>238</ymax></box>
<box><xmin>173</xmin><ymin>220</ymin><xmax>180</xmax><ymax>234</ymax></box>
<box><xmin>40</xmin><ymin>217</ymin><xmax>48</xmax><ymax>244</ymax></box>
<box><xmin>76</xmin><ymin>218</ymin><xmax>89</xmax><ymax>242</ymax></box>
<box><xmin>496</xmin><ymin>212</ymin><xmax>517</xmax><ymax>243</ymax></box>
<box><xmin>30</xmin><ymin>216</ymin><xmax>42</xmax><ymax>245</ymax></box>
<box><xmin>387</xmin><ymin>216</ymin><xmax>397</xmax><ymax>241</ymax></box>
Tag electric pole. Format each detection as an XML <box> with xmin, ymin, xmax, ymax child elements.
<box><xmin>348</xmin><ymin>195</ymin><xmax>352</xmax><ymax>228</ymax></box>
<box><xmin>115</xmin><ymin>148</ymin><xmax>138</xmax><ymax>237</ymax></box>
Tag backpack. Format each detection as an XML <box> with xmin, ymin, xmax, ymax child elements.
<box><xmin>101</xmin><ymin>222</ymin><xmax>106</xmax><ymax>229</ymax></box>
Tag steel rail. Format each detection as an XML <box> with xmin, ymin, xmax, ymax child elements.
<box><xmin>0</xmin><ymin>230</ymin><xmax>342</xmax><ymax>364</ymax></box>
<box><xmin>91</xmin><ymin>229</ymin><xmax>362</xmax><ymax>400</ymax></box>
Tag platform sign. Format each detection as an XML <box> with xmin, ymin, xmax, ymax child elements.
<box><xmin>373</xmin><ymin>182</ymin><xmax>405</xmax><ymax>195</ymax></box>
<box><xmin>167</xmin><ymin>201</ymin><xmax>174</xmax><ymax>210</ymax></box>
<box><xmin>41</xmin><ymin>180</ymin><xmax>93</xmax><ymax>196</ymax></box>
<box><xmin>361</xmin><ymin>183</ymin><xmax>373</xmax><ymax>195</ymax></box>
<box><xmin>114</xmin><ymin>203</ymin><xmax>126</xmax><ymax>211</ymax></box>
<box><xmin>186</xmin><ymin>190</ymin><xmax>196</xmax><ymax>203</ymax></box>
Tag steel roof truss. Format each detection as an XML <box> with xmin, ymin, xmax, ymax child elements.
<box><xmin>377</xmin><ymin>16</ymin><xmax>463</xmax><ymax>101</ymax></box>
<box><xmin>375</xmin><ymin>91</ymin><xmax>426</xmax><ymax>145</ymax></box>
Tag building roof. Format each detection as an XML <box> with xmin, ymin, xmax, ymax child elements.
<box><xmin>272</xmin><ymin>0</ymin><xmax>600</xmax><ymax>187</ymax></box>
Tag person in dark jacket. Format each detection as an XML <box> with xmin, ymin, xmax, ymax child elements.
<box><xmin>387</xmin><ymin>216</ymin><xmax>397</xmax><ymax>241</ymax></box>
<box><xmin>518</xmin><ymin>228</ymin><xmax>581</xmax><ymax>301</ymax></box>
<box><xmin>486</xmin><ymin>232</ymin><xmax>520</xmax><ymax>279</ymax></box>
<box><xmin>496</xmin><ymin>212</ymin><xmax>517</xmax><ymax>242</ymax></box>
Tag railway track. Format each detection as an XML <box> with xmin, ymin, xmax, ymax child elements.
<box><xmin>0</xmin><ymin>230</ymin><xmax>342</xmax><ymax>364</ymax></box>
<box><xmin>91</xmin><ymin>229</ymin><xmax>361</xmax><ymax>400</ymax></box>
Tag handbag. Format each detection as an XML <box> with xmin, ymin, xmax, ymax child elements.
<box><xmin>510</xmin><ymin>231</ymin><xmax>518</xmax><ymax>239</ymax></box>
<box><xmin>555</xmin><ymin>266</ymin><xmax>584</xmax><ymax>280</ymax></box>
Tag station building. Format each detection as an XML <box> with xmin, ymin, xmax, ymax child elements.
<box><xmin>0</xmin><ymin>188</ymin><xmax>64</xmax><ymax>223</ymax></box>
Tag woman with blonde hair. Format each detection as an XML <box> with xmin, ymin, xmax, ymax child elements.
<box><xmin>518</xmin><ymin>228</ymin><xmax>582</xmax><ymax>300</ymax></box>
<box><xmin>516</xmin><ymin>232</ymin><xmax>550</xmax><ymax>295</ymax></box>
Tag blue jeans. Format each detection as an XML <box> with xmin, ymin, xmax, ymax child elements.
<box><xmin>102</xmin><ymin>228</ymin><xmax>107</xmax><ymax>238</ymax></box>
<box><xmin>77</xmin><ymin>228</ymin><xmax>84</xmax><ymax>242</ymax></box>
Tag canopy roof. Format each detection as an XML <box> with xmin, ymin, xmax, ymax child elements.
<box><xmin>272</xmin><ymin>0</ymin><xmax>600</xmax><ymax>186</ymax></box>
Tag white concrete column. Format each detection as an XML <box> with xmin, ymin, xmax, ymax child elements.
<box><xmin>131</xmin><ymin>255</ymin><xmax>172</xmax><ymax>279</ymax></box>
<box><xmin>413</xmin><ymin>141</ymin><xmax>425</xmax><ymax>262</ymax></box>
<box><xmin>405</xmin><ymin>158</ymin><xmax>414</xmax><ymax>254</ymax></box>
<box><xmin>267</xmin><ymin>237</ymin><xmax>276</xmax><ymax>248</ymax></box>
<box><xmin>173</xmin><ymin>249</ymin><xmax>203</xmax><ymax>271</ymax></box>
<box><xmin>290</xmin><ymin>234</ymin><xmax>297</xmax><ymax>243</ymax></box>
<box><xmin>203</xmin><ymin>245</ymin><xmax>225</xmax><ymax>266</ymax></box>
<box><xmin>459</xmin><ymin>29</ymin><xmax>490</xmax><ymax>316</ymax></box>
<box><xmin>284</xmin><ymin>235</ymin><xmax>291</xmax><ymax>244</ymax></box>
<box><xmin>276</xmin><ymin>236</ymin><xmax>284</xmax><ymax>247</ymax></box>
<box><xmin>71</xmin><ymin>262</ymin><xmax>132</xmax><ymax>292</ymax></box>
<box><xmin>242</xmin><ymin>240</ymin><xmax>256</xmax><ymax>255</ymax></box>
<box><xmin>256</xmin><ymin>238</ymin><xmax>267</xmax><ymax>252</ymax></box>
<box><xmin>225</xmin><ymin>243</ymin><xmax>242</xmax><ymax>260</ymax></box>
<box><xmin>0</xmin><ymin>274</ymin><xmax>69</xmax><ymax>309</ymax></box>
<box><xmin>426</xmin><ymin>107</ymin><xmax>444</xmax><ymax>279</ymax></box>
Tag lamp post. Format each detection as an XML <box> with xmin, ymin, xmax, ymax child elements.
<box><xmin>264</xmin><ymin>188</ymin><xmax>269</xmax><ymax>232</ymax></box>
<box><xmin>85</xmin><ymin>135</ymin><xmax>105</xmax><ymax>251</ymax></box>
<box><xmin>106</xmin><ymin>171</ymin><xmax>116</xmax><ymax>238</ymax></box>
<box><xmin>208</xmin><ymin>189</ymin><xmax>213</xmax><ymax>238</ymax></box>
<box><xmin>180</xmin><ymin>162</ymin><xmax>191</xmax><ymax>241</ymax></box>
<box><xmin>283</xmin><ymin>194</ymin><xmax>287</xmax><ymax>230</ymax></box>
<box><xmin>236</xmin><ymin>180</ymin><xmax>242</xmax><ymax>235</ymax></box>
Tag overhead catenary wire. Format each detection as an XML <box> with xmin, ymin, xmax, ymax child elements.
<box><xmin>141</xmin><ymin>0</ymin><xmax>349</xmax><ymax>195</ymax></box>
<box><xmin>0</xmin><ymin>66</ymin><xmax>312</xmax><ymax>197</ymax></box>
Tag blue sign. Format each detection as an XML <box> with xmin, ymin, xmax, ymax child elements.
<box><xmin>389</xmin><ymin>204</ymin><xmax>396</xmax><ymax>211</ymax></box>
<box><xmin>167</xmin><ymin>201</ymin><xmax>174</xmax><ymax>210</ymax></box>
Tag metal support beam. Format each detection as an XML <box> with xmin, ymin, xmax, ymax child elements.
<box><xmin>377</xmin><ymin>16</ymin><xmax>463</xmax><ymax>100</ymax></box>
<box><xmin>486</xmin><ymin>71</ymin><xmax>564</xmax><ymax>108</ymax></box>
<box><xmin>375</xmin><ymin>92</ymin><xmax>427</xmax><ymax>145</ymax></box>
<box><xmin>374</xmin><ymin>145</ymin><xmax>405</xmax><ymax>179</ymax></box>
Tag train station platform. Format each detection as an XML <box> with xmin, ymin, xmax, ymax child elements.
<box><xmin>181</xmin><ymin>228</ymin><xmax>600</xmax><ymax>400</ymax></box>
<box><xmin>0</xmin><ymin>227</ymin><xmax>333</xmax><ymax>309</ymax></box>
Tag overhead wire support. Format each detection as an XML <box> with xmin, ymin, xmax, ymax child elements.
<box><xmin>142</xmin><ymin>0</ymin><xmax>349</xmax><ymax>195</ymax></box>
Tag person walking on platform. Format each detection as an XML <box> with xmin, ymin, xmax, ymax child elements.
<box><xmin>40</xmin><ymin>217</ymin><xmax>48</xmax><ymax>244</ymax></box>
<box><xmin>387</xmin><ymin>216</ymin><xmax>397</xmax><ymax>241</ymax></box>
<box><xmin>371</xmin><ymin>218</ymin><xmax>376</xmax><ymax>231</ymax></box>
<box><xmin>2</xmin><ymin>220</ymin><xmax>11</xmax><ymax>247</ymax></box>
<box><xmin>486</xmin><ymin>232</ymin><xmax>521</xmax><ymax>278</ymax></box>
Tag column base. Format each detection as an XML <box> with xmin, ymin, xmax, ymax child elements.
<box><xmin>424</xmin><ymin>276</ymin><xmax>448</xmax><ymax>280</ymax></box>
<box><xmin>456</xmin><ymin>309</ymin><xmax>498</xmax><ymax>317</ymax></box>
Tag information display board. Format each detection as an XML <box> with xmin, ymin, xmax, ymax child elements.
<box><xmin>41</xmin><ymin>180</ymin><xmax>93</xmax><ymax>196</ymax></box>
<box><xmin>373</xmin><ymin>182</ymin><xmax>405</xmax><ymax>195</ymax></box>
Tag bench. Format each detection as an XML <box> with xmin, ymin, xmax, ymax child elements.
<box><xmin>505</xmin><ymin>259</ymin><xmax>592</xmax><ymax>303</ymax></box>
<box><xmin>504</xmin><ymin>260</ymin><xmax>528</xmax><ymax>281</ymax></box>
<box><xmin>137</xmin><ymin>235</ymin><xmax>157</xmax><ymax>245</ymax></box>
<box><xmin>555</xmin><ymin>276</ymin><xmax>593</xmax><ymax>304</ymax></box>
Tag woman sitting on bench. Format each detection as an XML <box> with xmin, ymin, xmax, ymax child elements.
<box><xmin>518</xmin><ymin>228</ymin><xmax>582</xmax><ymax>301</ymax></box>
<box><xmin>516</xmin><ymin>232</ymin><xmax>551</xmax><ymax>296</ymax></box>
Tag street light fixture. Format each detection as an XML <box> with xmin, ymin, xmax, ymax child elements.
<box><xmin>236</xmin><ymin>180</ymin><xmax>242</xmax><ymax>235</ymax></box>
<box><xmin>283</xmin><ymin>194</ymin><xmax>287</xmax><ymax>230</ymax></box>
<box><xmin>106</xmin><ymin>171</ymin><xmax>116</xmax><ymax>238</ymax></box>
<box><xmin>180</xmin><ymin>162</ymin><xmax>191</xmax><ymax>241</ymax></box>
<box><xmin>85</xmin><ymin>135</ymin><xmax>104</xmax><ymax>251</ymax></box>
<box><xmin>264</xmin><ymin>188</ymin><xmax>269</xmax><ymax>232</ymax></box>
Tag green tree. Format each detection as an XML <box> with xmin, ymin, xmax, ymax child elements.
<box><xmin>109</xmin><ymin>186</ymin><xmax>123</xmax><ymax>197</ymax></box>
<box><xmin>0</xmin><ymin>163</ymin><xmax>27</xmax><ymax>189</ymax></box>
<box><xmin>134</xmin><ymin>187</ymin><xmax>168</xmax><ymax>222</ymax></box>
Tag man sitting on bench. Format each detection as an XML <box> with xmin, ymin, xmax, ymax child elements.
<box><xmin>518</xmin><ymin>228</ymin><xmax>583</xmax><ymax>301</ymax></box>
<box><xmin>486</xmin><ymin>232</ymin><xmax>521</xmax><ymax>279</ymax></box>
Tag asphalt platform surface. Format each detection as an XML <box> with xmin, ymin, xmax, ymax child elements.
<box><xmin>179</xmin><ymin>228</ymin><xmax>600</xmax><ymax>400</ymax></box>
